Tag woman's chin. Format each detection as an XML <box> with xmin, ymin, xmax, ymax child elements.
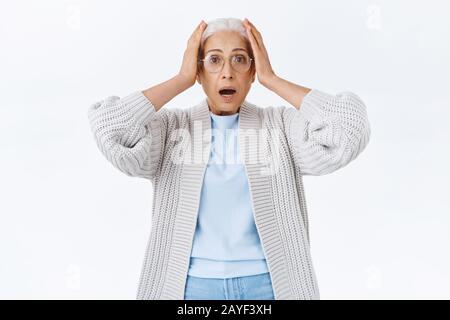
<box><xmin>208</xmin><ymin>96</ymin><xmax>242</xmax><ymax>115</ymax></box>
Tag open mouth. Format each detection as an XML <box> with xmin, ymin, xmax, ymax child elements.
<box><xmin>219</xmin><ymin>90</ymin><xmax>236</xmax><ymax>102</ymax></box>
<box><xmin>219</xmin><ymin>88</ymin><xmax>237</xmax><ymax>96</ymax></box>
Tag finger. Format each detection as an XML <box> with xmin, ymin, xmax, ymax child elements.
<box><xmin>244</xmin><ymin>21</ymin><xmax>257</xmax><ymax>45</ymax></box>
<box><xmin>191</xmin><ymin>21</ymin><xmax>204</xmax><ymax>39</ymax></box>
<box><xmin>246</xmin><ymin>21</ymin><xmax>263</xmax><ymax>46</ymax></box>
<box><xmin>245</xmin><ymin>24</ymin><xmax>260</xmax><ymax>51</ymax></box>
<box><xmin>244</xmin><ymin>21</ymin><xmax>262</xmax><ymax>49</ymax></box>
<box><xmin>250</xmin><ymin>27</ymin><xmax>262</xmax><ymax>49</ymax></box>
<box><xmin>247</xmin><ymin>20</ymin><xmax>259</xmax><ymax>34</ymax></box>
<box><xmin>246</xmin><ymin>20</ymin><xmax>264</xmax><ymax>44</ymax></box>
<box><xmin>196</xmin><ymin>21</ymin><xmax>207</xmax><ymax>39</ymax></box>
<box><xmin>246</xmin><ymin>21</ymin><xmax>268</xmax><ymax>55</ymax></box>
<box><xmin>196</xmin><ymin>21</ymin><xmax>206</xmax><ymax>33</ymax></box>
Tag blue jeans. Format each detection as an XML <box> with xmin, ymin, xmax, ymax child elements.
<box><xmin>184</xmin><ymin>272</ymin><xmax>275</xmax><ymax>300</ymax></box>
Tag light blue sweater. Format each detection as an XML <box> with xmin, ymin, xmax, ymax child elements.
<box><xmin>187</xmin><ymin>111</ymin><xmax>269</xmax><ymax>278</ymax></box>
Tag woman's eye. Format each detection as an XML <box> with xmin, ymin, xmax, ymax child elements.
<box><xmin>209</xmin><ymin>56</ymin><xmax>221</xmax><ymax>64</ymax></box>
<box><xmin>234</xmin><ymin>55</ymin><xmax>246</xmax><ymax>63</ymax></box>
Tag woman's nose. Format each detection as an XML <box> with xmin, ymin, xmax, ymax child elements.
<box><xmin>221</xmin><ymin>59</ymin><xmax>234</xmax><ymax>77</ymax></box>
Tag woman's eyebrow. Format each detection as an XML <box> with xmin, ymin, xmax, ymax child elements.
<box><xmin>205</xmin><ymin>48</ymin><xmax>248</xmax><ymax>54</ymax></box>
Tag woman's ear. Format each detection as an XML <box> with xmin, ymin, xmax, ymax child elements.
<box><xmin>196</xmin><ymin>73</ymin><xmax>202</xmax><ymax>85</ymax></box>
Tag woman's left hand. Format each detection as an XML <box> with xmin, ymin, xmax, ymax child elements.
<box><xmin>243</xmin><ymin>18</ymin><xmax>277</xmax><ymax>87</ymax></box>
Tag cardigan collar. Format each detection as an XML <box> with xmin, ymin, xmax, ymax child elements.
<box><xmin>188</xmin><ymin>96</ymin><xmax>263</xmax><ymax>167</ymax></box>
<box><xmin>191</xmin><ymin>97</ymin><xmax>259</xmax><ymax>131</ymax></box>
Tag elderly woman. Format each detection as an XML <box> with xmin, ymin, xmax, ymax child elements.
<box><xmin>87</xmin><ymin>17</ymin><xmax>370</xmax><ymax>300</ymax></box>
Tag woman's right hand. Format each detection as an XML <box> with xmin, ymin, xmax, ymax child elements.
<box><xmin>178</xmin><ymin>20</ymin><xmax>207</xmax><ymax>88</ymax></box>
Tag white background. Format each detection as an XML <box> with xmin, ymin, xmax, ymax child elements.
<box><xmin>1</xmin><ymin>0</ymin><xmax>449</xmax><ymax>299</ymax></box>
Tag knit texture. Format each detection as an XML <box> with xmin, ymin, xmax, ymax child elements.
<box><xmin>87</xmin><ymin>88</ymin><xmax>371</xmax><ymax>299</ymax></box>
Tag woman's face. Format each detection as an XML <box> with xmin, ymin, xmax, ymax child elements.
<box><xmin>197</xmin><ymin>30</ymin><xmax>255</xmax><ymax>115</ymax></box>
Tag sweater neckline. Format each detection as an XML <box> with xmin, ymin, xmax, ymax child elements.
<box><xmin>191</xmin><ymin>97</ymin><xmax>257</xmax><ymax>138</ymax></box>
<box><xmin>210</xmin><ymin>112</ymin><xmax>239</xmax><ymax>130</ymax></box>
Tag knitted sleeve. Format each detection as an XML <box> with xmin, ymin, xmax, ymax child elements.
<box><xmin>282</xmin><ymin>89</ymin><xmax>371</xmax><ymax>175</ymax></box>
<box><xmin>87</xmin><ymin>91</ymin><xmax>165</xmax><ymax>181</ymax></box>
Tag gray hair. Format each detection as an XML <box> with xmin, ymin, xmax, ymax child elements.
<box><xmin>198</xmin><ymin>17</ymin><xmax>254</xmax><ymax>60</ymax></box>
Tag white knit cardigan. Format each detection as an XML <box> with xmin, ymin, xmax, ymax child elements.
<box><xmin>87</xmin><ymin>88</ymin><xmax>371</xmax><ymax>299</ymax></box>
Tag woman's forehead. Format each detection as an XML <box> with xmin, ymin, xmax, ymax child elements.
<box><xmin>204</xmin><ymin>31</ymin><xmax>248</xmax><ymax>51</ymax></box>
<box><xmin>205</xmin><ymin>48</ymin><xmax>249</xmax><ymax>55</ymax></box>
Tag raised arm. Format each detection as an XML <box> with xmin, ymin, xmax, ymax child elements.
<box><xmin>280</xmin><ymin>87</ymin><xmax>371</xmax><ymax>175</ymax></box>
<box><xmin>87</xmin><ymin>75</ymin><xmax>191</xmax><ymax>181</ymax></box>
<box><xmin>86</xmin><ymin>21</ymin><xmax>207</xmax><ymax>181</ymax></box>
<box><xmin>242</xmin><ymin>18</ymin><xmax>370</xmax><ymax>175</ymax></box>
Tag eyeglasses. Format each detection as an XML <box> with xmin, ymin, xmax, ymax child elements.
<box><xmin>198</xmin><ymin>53</ymin><xmax>253</xmax><ymax>73</ymax></box>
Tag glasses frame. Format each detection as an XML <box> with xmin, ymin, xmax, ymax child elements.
<box><xmin>198</xmin><ymin>53</ymin><xmax>254</xmax><ymax>73</ymax></box>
